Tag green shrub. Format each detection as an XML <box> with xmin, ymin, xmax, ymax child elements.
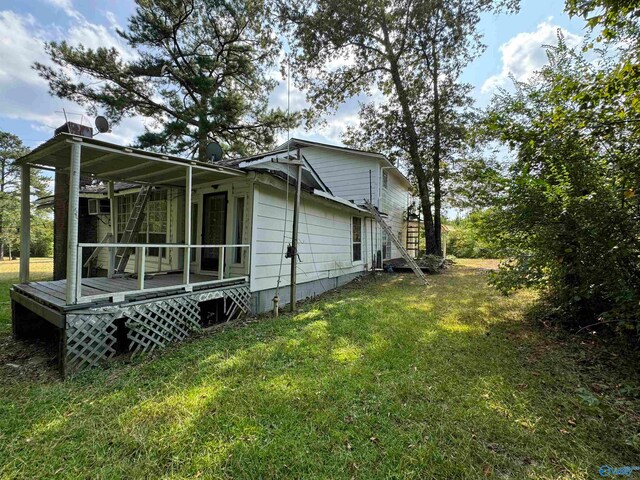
<box><xmin>446</xmin><ymin>211</ymin><xmax>499</xmax><ymax>259</ymax></box>
<box><xmin>483</xmin><ymin>38</ymin><xmax>640</xmax><ymax>336</ymax></box>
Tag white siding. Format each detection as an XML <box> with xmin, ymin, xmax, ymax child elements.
<box><xmin>380</xmin><ymin>170</ymin><xmax>409</xmax><ymax>260</ymax></box>
<box><xmin>251</xmin><ymin>183</ymin><xmax>367</xmax><ymax>293</ymax></box>
<box><xmin>302</xmin><ymin>147</ymin><xmax>380</xmax><ymax>206</ymax></box>
<box><xmin>302</xmin><ymin>145</ymin><xmax>411</xmax><ymax>261</ymax></box>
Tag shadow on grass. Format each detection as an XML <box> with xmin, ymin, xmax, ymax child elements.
<box><xmin>1</xmin><ymin>267</ymin><xmax>639</xmax><ymax>479</ymax></box>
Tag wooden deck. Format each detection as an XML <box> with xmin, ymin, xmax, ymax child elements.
<box><xmin>12</xmin><ymin>273</ymin><xmax>243</xmax><ymax>313</ymax></box>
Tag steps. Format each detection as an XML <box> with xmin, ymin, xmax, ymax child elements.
<box><xmin>363</xmin><ymin>199</ymin><xmax>428</xmax><ymax>285</ymax></box>
<box><xmin>114</xmin><ymin>185</ymin><xmax>152</xmax><ymax>274</ymax></box>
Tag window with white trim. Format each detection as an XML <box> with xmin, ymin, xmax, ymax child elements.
<box><xmin>117</xmin><ymin>189</ymin><xmax>168</xmax><ymax>257</ymax></box>
<box><xmin>382</xmin><ymin>170</ymin><xmax>388</xmax><ymax>189</ymax></box>
<box><xmin>352</xmin><ymin>217</ymin><xmax>362</xmax><ymax>262</ymax></box>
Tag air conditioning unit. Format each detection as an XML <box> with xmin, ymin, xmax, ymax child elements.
<box><xmin>88</xmin><ymin>198</ymin><xmax>110</xmax><ymax>215</ymax></box>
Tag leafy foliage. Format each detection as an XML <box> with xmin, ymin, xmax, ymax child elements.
<box><xmin>446</xmin><ymin>211</ymin><xmax>499</xmax><ymax>259</ymax></box>
<box><xmin>482</xmin><ymin>34</ymin><xmax>640</xmax><ymax>335</ymax></box>
<box><xmin>35</xmin><ymin>0</ymin><xmax>294</xmax><ymax>159</ymax></box>
<box><xmin>0</xmin><ymin>132</ymin><xmax>51</xmax><ymax>259</ymax></box>
<box><xmin>280</xmin><ymin>0</ymin><xmax>517</xmax><ymax>255</ymax></box>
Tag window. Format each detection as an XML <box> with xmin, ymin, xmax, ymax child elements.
<box><xmin>117</xmin><ymin>194</ymin><xmax>134</xmax><ymax>237</ymax></box>
<box><xmin>145</xmin><ymin>190</ymin><xmax>168</xmax><ymax>256</ymax></box>
<box><xmin>383</xmin><ymin>170</ymin><xmax>388</xmax><ymax>189</ymax></box>
<box><xmin>382</xmin><ymin>231</ymin><xmax>392</xmax><ymax>259</ymax></box>
<box><xmin>352</xmin><ymin>217</ymin><xmax>362</xmax><ymax>262</ymax></box>
<box><xmin>234</xmin><ymin>196</ymin><xmax>245</xmax><ymax>263</ymax></box>
<box><xmin>117</xmin><ymin>189</ymin><xmax>168</xmax><ymax>257</ymax></box>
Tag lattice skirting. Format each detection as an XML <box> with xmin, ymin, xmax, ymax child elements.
<box><xmin>65</xmin><ymin>314</ymin><xmax>118</xmax><ymax>373</ymax></box>
<box><xmin>62</xmin><ymin>284</ymin><xmax>251</xmax><ymax>376</ymax></box>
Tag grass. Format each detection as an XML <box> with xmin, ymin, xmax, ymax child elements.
<box><xmin>0</xmin><ymin>258</ymin><xmax>52</xmax><ymax>336</ymax></box>
<box><xmin>1</xmin><ymin>259</ymin><xmax>639</xmax><ymax>479</ymax></box>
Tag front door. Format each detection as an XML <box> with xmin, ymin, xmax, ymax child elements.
<box><xmin>201</xmin><ymin>192</ymin><xmax>227</xmax><ymax>271</ymax></box>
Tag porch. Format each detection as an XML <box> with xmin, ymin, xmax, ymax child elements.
<box><xmin>12</xmin><ymin>132</ymin><xmax>254</xmax><ymax>376</ymax></box>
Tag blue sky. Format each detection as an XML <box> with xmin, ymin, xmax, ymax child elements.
<box><xmin>0</xmin><ymin>0</ymin><xmax>589</xmax><ymax>151</ymax></box>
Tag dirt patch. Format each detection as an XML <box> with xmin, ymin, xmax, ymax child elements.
<box><xmin>0</xmin><ymin>335</ymin><xmax>60</xmax><ymax>384</ymax></box>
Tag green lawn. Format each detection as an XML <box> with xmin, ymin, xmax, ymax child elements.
<box><xmin>1</xmin><ymin>261</ymin><xmax>639</xmax><ymax>479</ymax></box>
<box><xmin>0</xmin><ymin>258</ymin><xmax>52</xmax><ymax>336</ymax></box>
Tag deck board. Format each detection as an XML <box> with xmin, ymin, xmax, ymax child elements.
<box><xmin>32</xmin><ymin>282</ymin><xmax>67</xmax><ymax>300</ymax></box>
<box><xmin>13</xmin><ymin>273</ymin><xmax>231</xmax><ymax>312</ymax></box>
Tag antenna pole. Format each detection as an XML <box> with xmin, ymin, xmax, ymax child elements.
<box><xmin>290</xmin><ymin>147</ymin><xmax>302</xmax><ymax>312</ymax></box>
<box><xmin>369</xmin><ymin>169</ymin><xmax>374</xmax><ymax>270</ymax></box>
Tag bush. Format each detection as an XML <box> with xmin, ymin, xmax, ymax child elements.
<box><xmin>483</xmin><ymin>39</ymin><xmax>640</xmax><ymax>337</ymax></box>
<box><xmin>446</xmin><ymin>211</ymin><xmax>499</xmax><ymax>259</ymax></box>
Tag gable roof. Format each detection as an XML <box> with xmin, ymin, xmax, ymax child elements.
<box><xmin>278</xmin><ymin>138</ymin><xmax>412</xmax><ymax>188</ymax></box>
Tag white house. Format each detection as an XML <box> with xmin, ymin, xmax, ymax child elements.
<box><xmin>59</xmin><ymin>137</ymin><xmax>414</xmax><ymax>312</ymax></box>
<box><xmin>12</xmin><ymin>132</ymin><xmax>415</xmax><ymax>375</ymax></box>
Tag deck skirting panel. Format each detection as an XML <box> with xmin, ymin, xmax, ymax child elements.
<box><xmin>12</xmin><ymin>283</ymin><xmax>251</xmax><ymax>377</ymax></box>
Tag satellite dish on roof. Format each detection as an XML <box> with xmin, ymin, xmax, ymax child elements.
<box><xmin>95</xmin><ymin>116</ymin><xmax>110</xmax><ymax>134</ymax></box>
<box><xmin>205</xmin><ymin>141</ymin><xmax>224</xmax><ymax>162</ymax></box>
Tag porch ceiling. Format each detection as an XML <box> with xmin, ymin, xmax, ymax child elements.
<box><xmin>17</xmin><ymin>133</ymin><xmax>245</xmax><ymax>187</ymax></box>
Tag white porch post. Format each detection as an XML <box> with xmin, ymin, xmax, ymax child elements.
<box><xmin>19</xmin><ymin>164</ymin><xmax>30</xmax><ymax>283</ymax></box>
<box><xmin>183</xmin><ymin>165</ymin><xmax>192</xmax><ymax>285</ymax></box>
<box><xmin>107</xmin><ymin>181</ymin><xmax>115</xmax><ymax>277</ymax></box>
<box><xmin>66</xmin><ymin>142</ymin><xmax>81</xmax><ymax>303</ymax></box>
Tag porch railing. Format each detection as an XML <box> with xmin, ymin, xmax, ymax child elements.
<box><xmin>73</xmin><ymin>243</ymin><xmax>250</xmax><ymax>304</ymax></box>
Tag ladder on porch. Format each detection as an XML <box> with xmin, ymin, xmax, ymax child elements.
<box><xmin>363</xmin><ymin>199</ymin><xmax>429</xmax><ymax>285</ymax></box>
<box><xmin>114</xmin><ymin>185</ymin><xmax>152</xmax><ymax>274</ymax></box>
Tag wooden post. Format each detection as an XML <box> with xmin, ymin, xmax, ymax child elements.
<box><xmin>66</xmin><ymin>142</ymin><xmax>81</xmax><ymax>304</ymax></box>
<box><xmin>19</xmin><ymin>164</ymin><xmax>30</xmax><ymax>283</ymax></box>
<box><xmin>218</xmin><ymin>246</ymin><xmax>225</xmax><ymax>280</ymax></box>
<box><xmin>183</xmin><ymin>165</ymin><xmax>192</xmax><ymax>285</ymax></box>
<box><xmin>76</xmin><ymin>245</ymin><xmax>83</xmax><ymax>301</ymax></box>
<box><xmin>290</xmin><ymin>148</ymin><xmax>302</xmax><ymax>312</ymax></box>
<box><xmin>369</xmin><ymin>169</ymin><xmax>374</xmax><ymax>270</ymax></box>
<box><xmin>137</xmin><ymin>247</ymin><xmax>145</xmax><ymax>291</ymax></box>
<box><xmin>108</xmin><ymin>181</ymin><xmax>115</xmax><ymax>277</ymax></box>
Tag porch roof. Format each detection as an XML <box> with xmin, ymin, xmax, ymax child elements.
<box><xmin>17</xmin><ymin>133</ymin><xmax>245</xmax><ymax>187</ymax></box>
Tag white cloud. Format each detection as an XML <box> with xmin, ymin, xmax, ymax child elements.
<box><xmin>0</xmin><ymin>8</ymin><xmax>143</xmax><ymax>145</ymax></box>
<box><xmin>41</xmin><ymin>0</ymin><xmax>82</xmax><ymax>20</ymax></box>
<box><xmin>0</xmin><ymin>11</ymin><xmax>46</xmax><ymax>86</ymax></box>
<box><xmin>481</xmin><ymin>21</ymin><xmax>582</xmax><ymax>94</ymax></box>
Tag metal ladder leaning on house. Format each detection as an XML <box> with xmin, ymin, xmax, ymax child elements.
<box><xmin>363</xmin><ymin>199</ymin><xmax>429</xmax><ymax>285</ymax></box>
<box><xmin>114</xmin><ymin>185</ymin><xmax>152</xmax><ymax>274</ymax></box>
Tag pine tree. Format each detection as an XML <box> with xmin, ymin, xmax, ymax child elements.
<box><xmin>35</xmin><ymin>0</ymin><xmax>294</xmax><ymax>159</ymax></box>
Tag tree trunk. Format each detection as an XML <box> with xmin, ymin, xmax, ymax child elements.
<box><xmin>431</xmin><ymin>41</ymin><xmax>443</xmax><ymax>256</ymax></box>
<box><xmin>383</xmin><ymin>43</ymin><xmax>437</xmax><ymax>254</ymax></box>
<box><xmin>198</xmin><ymin>110</ymin><xmax>208</xmax><ymax>161</ymax></box>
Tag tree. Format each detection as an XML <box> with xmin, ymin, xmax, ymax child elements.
<box><xmin>35</xmin><ymin>0</ymin><xmax>294</xmax><ymax>159</ymax></box>
<box><xmin>280</xmin><ymin>0</ymin><xmax>516</xmax><ymax>255</ymax></box>
<box><xmin>566</xmin><ymin>0</ymin><xmax>640</xmax><ymax>46</ymax></box>
<box><xmin>0</xmin><ymin>132</ymin><xmax>50</xmax><ymax>260</ymax></box>
<box><xmin>482</xmin><ymin>35</ymin><xmax>640</xmax><ymax>335</ymax></box>
<box><xmin>446</xmin><ymin>211</ymin><xmax>499</xmax><ymax>259</ymax></box>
